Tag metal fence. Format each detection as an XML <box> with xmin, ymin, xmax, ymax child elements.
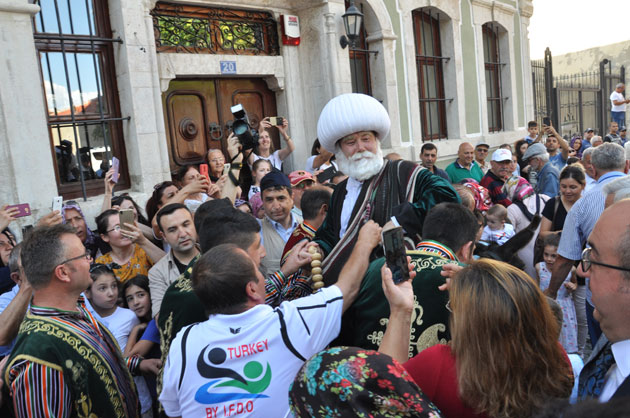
<box><xmin>532</xmin><ymin>47</ymin><xmax>625</xmax><ymax>136</ymax></box>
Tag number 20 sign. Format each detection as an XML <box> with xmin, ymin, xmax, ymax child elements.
<box><xmin>220</xmin><ymin>61</ymin><xmax>237</xmax><ymax>74</ymax></box>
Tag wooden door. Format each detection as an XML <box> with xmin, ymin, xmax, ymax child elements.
<box><xmin>162</xmin><ymin>78</ymin><xmax>278</xmax><ymax>171</ymax></box>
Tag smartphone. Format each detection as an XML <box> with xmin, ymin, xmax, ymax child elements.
<box><xmin>119</xmin><ymin>209</ymin><xmax>134</xmax><ymax>231</ymax></box>
<box><xmin>542</xmin><ymin>116</ymin><xmax>551</xmax><ymax>126</ymax></box>
<box><xmin>316</xmin><ymin>166</ymin><xmax>337</xmax><ymax>183</ymax></box>
<box><xmin>222</xmin><ymin>163</ymin><xmax>231</xmax><ymax>176</ymax></box>
<box><xmin>21</xmin><ymin>224</ymin><xmax>34</xmax><ymax>239</ymax></box>
<box><xmin>52</xmin><ymin>196</ymin><xmax>63</xmax><ymax>213</ymax></box>
<box><xmin>199</xmin><ymin>164</ymin><xmax>210</xmax><ymax>181</ymax></box>
<box><xmin>111</xmin><ymin>157</ymin><xmax>120</xmax><ymax>183</ymax></box>
<box><xmin>382</xmin><ymin>226</ymin><xmax>410</xmax><ymax>284</ymax></box>
<box><xmin>269</xmin><ymin>116</ymin><xmax>284</xmax><ymax>126</ymax></box>
<box><xmin>6</xmin><ymin>203</ymin><xmax>31</xmax><ymax>218</ymax></box>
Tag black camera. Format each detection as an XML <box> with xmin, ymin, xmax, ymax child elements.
<box><xmin>230</xmin><ymin>104</ymin><xmax>259</xmax><ymax>151</ymax></box>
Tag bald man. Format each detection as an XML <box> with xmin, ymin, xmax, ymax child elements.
<box><xmin>445</xmin><ymin>142</ymin><xmax>484</xmax><ymax>183</ymax></box>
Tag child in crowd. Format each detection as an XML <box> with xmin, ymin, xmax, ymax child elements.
<box><xmin>481</xmin><ymin>204</ymin><xmax>515</xmax><ymax>245</ymax></box>
<box><xmin>249</xmin><ymin>159</ymin><xmax>272</xmax><ymax>200</ymax></box>
<box><xmin>536</xmin><ymin>233</ymin><xmax>578</xmax><ymax>354</ymax></box>
<box><xmin>122</xmin><ymin>275</ymin><xmax>160</xmax><ymax>416</ymax></box>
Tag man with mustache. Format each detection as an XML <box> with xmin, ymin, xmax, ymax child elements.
<box><xmin>480</xmin><ymin>148</ymin><xmax>514</xmax><ymax>207</ymax></box>
<box><xmin>313</xmin><ymin>93</ymin><xmax>459</xmax><ymax>282</ymax></box>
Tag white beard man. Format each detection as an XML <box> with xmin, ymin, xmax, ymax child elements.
<box><xmin>312</xmin><ymin>93</ymin><xmax>460</xmax><ymax>283</ymax></box>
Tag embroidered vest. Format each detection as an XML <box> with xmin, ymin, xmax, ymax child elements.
<box><xmin>6</xmin><ymin>313</ymin><xmax>139</xmax><ymax>418</ymax></box>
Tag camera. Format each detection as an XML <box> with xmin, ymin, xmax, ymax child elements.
<box><xmin>230</xmin><ymin>104</ymin><xmax>259</xmax><ymax>150</ymax></box>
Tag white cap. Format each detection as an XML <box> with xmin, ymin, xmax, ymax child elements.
<box><xmin>491</xmin><ymin>149</ymin><xmax>512</xmax><ymax>162</ymax></box>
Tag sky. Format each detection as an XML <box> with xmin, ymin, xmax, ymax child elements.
<box><xmin>529</xmin><ymin>0</ymin><xmax>630</xmax><ymax>59</ymax></box>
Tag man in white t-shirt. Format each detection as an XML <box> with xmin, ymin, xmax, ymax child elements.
<box><xmin>159</xmin><ymin>221</ymin><xmax>382</xmax><ymax>418</ymax></box>
<box><xmin>610</xmin><ymin>83</ymin><xmax>630</xmax><ymax>128</ymax></box>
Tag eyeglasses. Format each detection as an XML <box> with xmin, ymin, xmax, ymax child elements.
<box><xmin>476</xmin><ymin>148</ymin><xmax>489</xmax><ymax>153</ymax></box>
<box><xmin>581</xmin><ymin>247</ymin><xmax>630</xmax><ymax>273</ymax></box>
<box><xmin>295</xmin><ymin>180</ymin><xmax>315</xmax><ymax>190</ymax></box>
<box><xmin>106</xmin><ymin>225</ymin><xmax>121</xmax><ymax>233</ymax></box>
<box><xmin>210</xmin><ymin>159</ymin><xmax>225</xmax><ymax>163</ymax></box>
<box><xmin>58</xmin><ymin>251</ymin><xmax>92</xmax><ymax>266</ymax></box>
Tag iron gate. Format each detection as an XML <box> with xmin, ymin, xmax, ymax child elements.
<box><xmin>532</xmin><ymin>47</ymin><xmax>626</xmax><ymax>136</ymax></box>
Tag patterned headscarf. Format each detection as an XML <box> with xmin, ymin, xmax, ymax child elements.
<box><xmin>569</xmin><ymin>134</ymin><xmax>584</xmax><ymax>158</ymax></box>
<box><xmin>61</xmin><ymin>201</ymin><xmax>97</xmax><ymax>245</ymax></box>
<box><xmin>249</xmin><ymin>193</ymin><xmax>264</xmax><ymax>218</ymax></box>
<box><xmin>289</xmin><ymin>347</ymin><xmax>442</xmax><ymax>418</ymax></box>
<box><xmin>460</xmin><ymin>179</ymin><xmax>492</xmax><ymax>211</ymax></box>
<box><xmin>502</xmin><ymin>176</ymin><xmax>534</xmax><ymax>202</ymax></box>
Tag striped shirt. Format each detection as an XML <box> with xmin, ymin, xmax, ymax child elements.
<box><xmin>7</xmin><ymin>301</ymin><xmax>141</xmax><ymax>418</ymax></box>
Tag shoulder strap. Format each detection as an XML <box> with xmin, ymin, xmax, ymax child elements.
<box><xmin>178</xmin><ymin>324</ymin><xmax>195</xmax><ymax>390</ymax></box>
<box><xmin>514</xmin><ymin>200</ymin><xmax>534</xmax><ymax>221</ymax></box>
<box><xmin>551</xmin><ymin>197</ymin><xmax>561</xmax><ymax>226</ymax></box>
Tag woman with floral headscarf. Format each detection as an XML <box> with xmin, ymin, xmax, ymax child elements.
<box><xmin>289</xmin><ymin>346</ymin><xmax>442</xmax><ymax>418</ymax></box>
<box><xmin>503</xmin><ymin>176</ymin><xmax>549</xmax><ymax>278</ymax></box>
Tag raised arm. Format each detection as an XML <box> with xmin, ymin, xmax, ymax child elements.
<box><xmin>335</xmin><ymin>221</ymin><xmax>382</xmax><ymax>312</ymax></box>
<box><xmin>276</xmin><ymin>118</ymin><xmax>295</xmax><ymax>161</ymax></box>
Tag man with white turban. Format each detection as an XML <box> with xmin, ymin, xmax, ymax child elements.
<box><xmin>313</xmin><ymin>93</ymin><xmax>459</xmax><ymax>283</ymax></box>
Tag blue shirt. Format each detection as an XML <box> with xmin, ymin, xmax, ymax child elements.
<box><xmin>549</xmin><ymin>153</ymin><xmax>567</xmax><ymax>172</ymax></box>
<box><xmin>536</xmin><ymin>163</ymin><xmax>560</xmax><ymax>198</ymax></box>
<box><xmin>0</xmin><ymin>285</ymin><xmax>19</xmax><ymax>356</ymax></box>
<box><xmin>558</xmin><ymin>171</ymin><xmax>626</xmax><ymax>304</ymax></box>
<box><xmin>258</xmin><ymin>213</ymin><xmax>300</xmax><ymax>247</ymax></box>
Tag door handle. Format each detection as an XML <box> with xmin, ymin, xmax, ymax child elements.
<box><xmin>208</xmin><ymin>122</ymin><xmax>223</xmax><ymax>141</ymax></box>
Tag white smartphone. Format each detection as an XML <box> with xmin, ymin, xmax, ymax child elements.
<box><xmin>52</xmin><ymin>196</ymin><xmax>63</xmax><ymax>213</ymax></box>
<box><xmin>222</xmin><ymin>163</ymin><xmax>231</xmax><ymax>176</ymax></box>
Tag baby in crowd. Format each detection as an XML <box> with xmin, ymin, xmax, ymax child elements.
<box><xmin>481</xmin><ymin>204</ymin><xmax>514</xmax><ymax>245</ymax></box>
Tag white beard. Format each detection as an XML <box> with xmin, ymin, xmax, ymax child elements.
<box><xmin>335</xmin><ymin>145</ymin><xmax>384</xmax><ymax>181</ymax></box>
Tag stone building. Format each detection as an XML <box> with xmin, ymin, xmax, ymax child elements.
<box><xmin>0</xmin><ymin>0</ymin><xmax>534</xmax><ymax>229</ymax></box>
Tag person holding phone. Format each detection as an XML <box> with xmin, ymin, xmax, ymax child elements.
<box><xmin>336</xmin><ymin>203</ymin><xmax>477</xmax><ymax>358</ymax></box>
<box><xmin>246</xmin><ymin>116</ymin><xmax>295</xmax><ymax>170</ymax></box>
<box><xmin>95</xmin><ymin>209</ymin><xmax>165</xmax><ymax>283</ymax></box>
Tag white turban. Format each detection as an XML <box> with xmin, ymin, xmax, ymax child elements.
<box><xmin>316</xmin><ymin>93</ymin><xmax>391</xmax><ymax>153</ymax></box>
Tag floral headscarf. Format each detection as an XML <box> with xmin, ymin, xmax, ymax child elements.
<box><xmin>289</xmin><ymin>347</ymin><xmax>442</xmax><ymax>418</ymax></box>
<box><xmin>502</xmin><ymin>176</ymin><xmax>534</xmax><ymax>202</ymax></box>
<box><xmin>460</xmin><ymin>179</ymin><xmax>492</xmax><ymax>211</ymax></box>
<box><xmin>61</xmin><ymin>201</ymin><xmax>97</xmax><ymax>245</ymax></box>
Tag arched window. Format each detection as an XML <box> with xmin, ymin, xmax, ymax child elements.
<box><xmin>413</xmin><ymin>9</ymin><xmax>448</xmax><ymax>140</ymax></box>
<box><xmin>483</xmin><ymin>23</ymin><xmax>503</xmax><ymax>132</ymax></box>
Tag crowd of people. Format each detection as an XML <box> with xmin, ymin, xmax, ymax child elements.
<box><xmin>0</xmin><ymin>92</ymin><xmax>630</xmax><ymax>417</ymax></box>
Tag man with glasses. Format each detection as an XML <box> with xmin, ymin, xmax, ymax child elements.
<box><xmin>545</xmin><ymin>143</ymin><xmax>628</xmax><ymax>345</ymax></box>
<box><xmin>577</xmin><ymin>199</ymin><xmax>630</xmax><ymax>401</ymax></box>
<box><xmin>4</xmin><ymin>224</ymin><xmax>160</xmax><ymax>417</ymax></box>
<box><xmin>474</xmin><ymin>141</ymin><xmax>491</xmax><ymax>174</ymax></box>
<box><xmin>206</xmin><ymin>149</ymin><xmax>226</xmax><ymax>182</ymax></box>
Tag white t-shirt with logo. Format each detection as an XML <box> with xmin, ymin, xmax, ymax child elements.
<box><xmin>611</xmin><ymin>91</ymin><xmax>626</xmax><ymax>112</ymax></box>
<box><xmin>160</xmin><ymin>286</ymin><xmax>343</xmax><ymax>418</ymax></box>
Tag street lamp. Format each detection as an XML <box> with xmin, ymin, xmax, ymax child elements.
<box><xmin>340</xmin><ymin>1</ymin><xmax>363</xmax><ymax>49</ymax></box>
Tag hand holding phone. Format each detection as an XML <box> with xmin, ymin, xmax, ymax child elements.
<box><xmin>382</xmin><ymin>227</ymin><xmax>410</xmax><ymax>284</ymax></box>
<box><xmin>52</xmin><ymin>196</ymin><xmax>63</xmax><ymax>213</ymax></box>
<box><xmin>119</xmin><ymin>209</ymin><xmax>134</xmax><ymax>232</ymax></box>
<box><xmin>199</xmin><ymin>164</ymin><xmax>210</xmax><ymax>182</ymax></box>
<box><xmin>111</xmin><ymin>157</ymin><xmax>120</xmax><ymax>183</ymax></box>
<box><xmin>269</xmin><ymin>116</ymin><xmax>284</xmax><ymax>126</ymax></box>
<box><xmin>222</xmin><ymin>163</ymin><xmax>231</xmax><ymax>176</ymax></box>
<box><xmin>5</xmin><ymin>203</ymin><xmax>31</xmax><ymax>218</ymax></box>
<box><xmin>542</xmin><ymin>116</ymin><xmax>551</xmax><ymax>127</ymax></box>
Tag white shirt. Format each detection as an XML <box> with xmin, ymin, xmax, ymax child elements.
<box><xmin>600</xmin><ymin>339</ymin><xmax>630</xmax><ymax>402</ymax></box>
<box><xmin>339</xmin><ymin>177</ymin><xmax>363</xmax><ymax>239</ymax></box>
<box><xmin>160</xmin><ymin>286</ymin><xmax>343</xmax><ymax>418</ymax></box>
<box><xmin>611</xmin><ymin>91</ymin><xmax>626</xmax><ymax>112</ymax></box>
<box><xmin>251</xmin><ymin>150</ymin><xmax>283</xmax><ymax>171</ymax></box>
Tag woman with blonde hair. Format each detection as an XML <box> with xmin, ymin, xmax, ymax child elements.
<box><xmin>402</xmin><ymin>259</ymin><xmax>573</xmax><ymax>418</ymax></box>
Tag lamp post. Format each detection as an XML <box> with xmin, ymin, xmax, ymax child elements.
<box><xmin>339</xmin><ymin>1</ymin><xmax>363</xmax><ymax>49</ymax></box>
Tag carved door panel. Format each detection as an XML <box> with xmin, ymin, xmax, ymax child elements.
<box><xmin>163</xmin><ymin>78</ymin><xmax>277</xmax><ymax>171</ymax></box>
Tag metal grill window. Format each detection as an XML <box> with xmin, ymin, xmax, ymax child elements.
<box><xmin>482</xmin><ymin>23</ymin><xmax>504</xmax><ymax>133</ymax></box>
<box><xmin>413</xmin><ymin>9</ymin><xmax>449</xmax><ymax>141</ymax></box>
<box><xmin>32</xmin><ymin>0</ymin><xmax>128</xmax><ymax>199</ymax></box>
<box><xmin>347</xmin><ymin>2</ymin><xmax>373</xmax><ymax>96</ymax></box>
<box><xmin>151</xmin><ymin>2</ymin><xmax>279</xmax><ymax>56</ymax></box>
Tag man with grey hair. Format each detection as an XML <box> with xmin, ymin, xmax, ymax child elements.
<box><xmin>522</xmin><ymin>143</ymin><xmax>559</xmax><ymax>197</ymax></box>
<box><xmin>610</xmin><ymin>83</ymin><xmax>630</xmax><ymax>128</ymax></box>
<box><xmin>603</xmin><ymin>175</ymin><xmax>630</xmax><ymax>207</ymax></box>
<box><xmin>4</xmin><ymin>224</ymin><xmax>160</xmax><ymax>417</ymax></box>
<box><xmin>545</xmin><ymin>143</ymin><xmax>628</xmax><ymax>346</ymax></box>
<box><xmin>591</xmin><ymin>135</ymin><xmax>603</xmax><ymax>147</ymax></box>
